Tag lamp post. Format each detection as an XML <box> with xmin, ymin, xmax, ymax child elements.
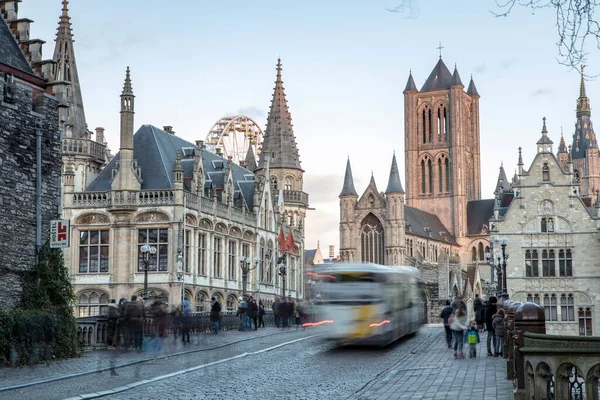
<box><xmin>239</xmin><ymin>256</ymin><xmax>258</xmax><ymax>298</ymax></box>
<box><xmin>277</xmin><ymin>254</ymin><xmax>287</xmax><ymax>298</ymax></box>
<box><xmin>176</xmin><ymin>251</ymin><xmax>184</xmax><ymax>305</ymax></box>
<box><xmin>484</xmin><ymin>238</ymin><xmax>509</xmax><ymax>298</ymax></box>
<box><xmin>500</xmin><ymin>237</ymin><xmax>509</xmax><ymax>301</ymax></box>
<box><xmin>140</xmin><ymin>244</ymin><xmax>157</xmax><ymax>301</ymax></box>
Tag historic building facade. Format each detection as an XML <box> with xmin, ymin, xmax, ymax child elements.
<box><xmin>61</xmin><ymin>59</ymin><xmax>308</xmax><ymax>316</ymax></box>
<box><xmin>492</xmin><ymin>77</ymin><xmax>600</xmax><ymax>337</ymax></box>
<box><xmin>0</xmin><ymin>2</ymin><xmax>62</xmax><ymax>309</ymax></box>
<box><xmin>339</xmin><ymin>57</ymin><xmax>494</xmax><ymax>320</ymax></box>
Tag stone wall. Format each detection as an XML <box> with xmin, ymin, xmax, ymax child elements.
<box><xmin>0</xmin><ymin>73</ymin><xmax>61</xmax><ymax>309</ymax></box>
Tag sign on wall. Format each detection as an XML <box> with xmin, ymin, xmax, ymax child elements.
<box><xmin>50</xmin><ymin>219</ymin><xmax>70</xmax><ymax>248</ymax></box>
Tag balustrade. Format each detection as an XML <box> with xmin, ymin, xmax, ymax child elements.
<box><xmin>62</xmin><ymin>138</ymin><xmax>106</xmax><ymax>162</ymax></box>
<box><xmin>76</xmin><ymin>316</ymin><xmax>108</xmax><ymax>351</ymax></box>
<box><xmin>68</xmin><ymin>190</ymin><xmax>175</xmax><ymax>208</ymax></box>
<box><xmin>282</xmin><ymin>190</ymin><xmax>309</xmax><ymax>206</ymax></box>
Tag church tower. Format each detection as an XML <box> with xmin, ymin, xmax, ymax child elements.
<box><xmin>570</xmin><ymin>67</ymin><xmax>600</xmax><ymax>201</ymax></box>
<box><xmin>384</xmin><ymin>153</ymin><xmax>405</xmax><ymax>265</ymax></box>
<box><xmin>404</xmin><ymin>57</ymin><xmax>481</xmax><ymax>237</ymax></box>
<box><xmin>339</xmin><ymin>158</ymin><xmax>359</xmax><ymax>262</ymax></box>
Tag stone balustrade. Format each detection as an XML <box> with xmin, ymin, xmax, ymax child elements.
<box><xmin>62</xmin><ymin>138</ymin><xmax>106</xmax><ymax>162</ymax></box>
<box><xmin>283</xmin><ymin>190</ymin><xmax>309</xmax><ymax>206</ymax></box>
<box><xmin>76</xmin><ymin>315</ymin><xmax>108</xmax><ymax>351</ymax></box>
<box><xmin>509</xmin><ymin>301</ymin><xmax>600</xmax><ymax>400</ymax></box>
<box><xmin>70</xmin><ymin>190</ymin><xmax>175</xmax><ymax>209</ymax></box>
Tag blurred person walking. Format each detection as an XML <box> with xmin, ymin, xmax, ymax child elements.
<box><xmin>107</xmin><ymin>299</ymin><xmax>119</xmax><ymax>350</ymax></box>
<box><xmin>484</xmin><ymin>296</ymin><xmax>498</xmax><ymax>357</ymax></box>
<box><xmin>450</xmin><ymin>308</ymin><xmax>468</xmax><ymax>359</ymax></box>
<box><xmin>125</xmin><ymin>295</ymin><xmax>145</xmax><ymax>352</ymax></box>
<box><xmin>439</xmin><ymin>300</ymin><xmax>453</xmax><ymax>349</ymax></box>
<box><xmin>210</xmin><ymin>296</ymin><xmax>221</xmax><ymax>334</ymax></box>
<box><xmin>258</xmin><ymin>300</ymin><xmax>266</xmax><ymax>328</ymax></box>
<box><xmin>181</xmin><ymin>300</ymin><xmax>191</xmax><ymax>343</ymax></box>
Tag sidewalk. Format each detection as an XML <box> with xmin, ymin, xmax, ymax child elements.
<box><xmin>0</xmin><ymin>328</ymin><xmax>283</xmax><ymax>391</ymax></box>
<box><xmin>353</xmin><ymin>328</ymin><xmax>514</xmax><ymax>400</ymax></box>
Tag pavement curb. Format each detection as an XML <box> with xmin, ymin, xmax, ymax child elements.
<box><xmin>0</xmin><ymin>329</ymin><xmax>294</xmax><ymax>393</ymax></box>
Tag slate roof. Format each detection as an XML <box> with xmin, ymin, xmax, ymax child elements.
<box><xmin>450</xmin><ymin>66</ymin><xmax>463</xmax><ymax>87</ymax></box>
<box><xmin>385</xmin><ymin>153</ymin><xmax>404</xmax><ymax>193</ymax></box>
<box><xmin>0</xmin><ymin>12</ymin><xmax>35</xmax><ymax>75</ymax></box>
<box><xmin>404</xmin><ymin>71</ymin><xmax>417</xmax><ymax>92</ymax></box>
<box><xmin>86</xmin><ymin>125</ymin><xmax>256</xmax><ymax>210</ymax></box>
<box><xmin>467</xmin><ymin>77</ymin><xmax>480</xmax><ymax>97</ymax></box>
<box><xmin>466</xmin><ymin>199</ymin><xmax>495</xmax><ymax>235</ymax></box>
<box><xmin>340</xmin><ymin>158</ymin><xmax>358</xmax><ymax>197</ymax></box>
<box><xmin>304</xmin><ymin>249</ymin><xmax>317</xmax><ymax>264</ymax></box>
<box><xmin>572</xmin><ymin>74</ymin><xmax>598</xmax><ymax>159</ymax></box>
<box><xmin>420</xmin><ymin>58</ymin><xmax>453</xmax><ymax>92</ymax></box>
<box><xmin>404</xmin><ymin>205</ymin><xmax>457</xmax><ymax>245</ymax></box>
<box><xmin>495</xmin><ymin>165</ymin><xmax>510</xmax><ymax>193</ymax></box>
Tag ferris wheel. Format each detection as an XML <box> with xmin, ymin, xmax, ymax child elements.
<box><xmin>205</xmin><ymin>116</ymin><xmax>264</xmax><ymax>165</ymax></box>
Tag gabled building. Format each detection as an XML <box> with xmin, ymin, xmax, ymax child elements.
<box><xmin>62</xmin><ymin>60</ymin><xmax>306</xmax><ymax>316</ymax></box>
<box><xmin>492</xmin><ymin>117</ymin><xmax>600</xmax><ymax>336</ymax></box>
<box><xmin>0</xmin><ymin>1</ymin><xmax>62</xmax><ymax>309</ymax></box>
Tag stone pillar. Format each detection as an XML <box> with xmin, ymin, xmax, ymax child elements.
<box><xmin>513</xmin><ymin>302</ymin><xmax>546</xmax><ymax>400</ymax></box>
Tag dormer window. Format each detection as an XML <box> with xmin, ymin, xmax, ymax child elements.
<box><xmin>542</xmin><ymin>163</ymin><xmax>550</xmax><ymax>181</ymax></box>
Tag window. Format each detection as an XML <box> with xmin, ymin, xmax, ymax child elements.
<box><xmin>543</xmin><ymin>294</ymin><xmax>558</xmax><ymax>321</ymax></box>
<box><xmin>525</xmin><ymin>250</ymin><xmax>539</xmax><ymax>277</ymax></box>
<box><xmin>196</xmin><ymin>291</ymin><xmax>208</xmax><ymax>312</ymax></box>
<box><xmin>228</xmin><ymin>240</ymin><xmax>236</xmax><ymax>280</ymax></box>
<box><xmin>471</xmin><ymin>247</ymin><xmax>477</xmax><ymax>262</ymax></box>
<box><xmin>290</xmin><ymin>257</ymin><xmax>296</xmax><ymax>290</ymax></box>
<box><xmin>445</xmin><ymin>157</ymin><xmax>450</xmax><ymax>193</ymax></box>
<box><xmin>421</xmin><ymin>159</ymin><xmax>426</xmax><ymax>194</ymax></box>
<box><xmin>267</xmin><ymin>241</ymin><xmax>274</xmax><ymax>284</ymax></box>
<box><xmin>541</xmin><ymin>217</ymin><xmax>554</xmax><ymax>233</ymax></box>
<box><xmin>285</xmin><ymin>177</ymin><xmax>293</xmax><ymax>191</ymax></box>
<box><xmin>542</xmin><ymin>163</ymin><xmax>550</xmax><ymax>181</ymax></box>
<box><xmin>478</xmin><ymin>243</ymin><xmax>484</xmax><ymax>261</ymax></box>
<box><xmin>79</xmin><ymin>230</ymin><xmax>109</xmax><ymax>273</ymax></box>
<box><xmin>198</xmin><ymin>233</ymin><xmax>206</xmax><ymax>275</ymax></box>
<box><xmin>559</xmin><ymin>249</ymin><xmax>573</xmax><ymax>277</ymax></box>
<box><xmin>184</xmin><ymin>230</ymin><xmax>191</xmax><ymax>273</ymax></box>
<box><xmin>526</xmin><ymin>294</ymin><xmax>541</xmax><ymax>305</ymax></box>
<box><xmin>138</xmin><ymin>229</ymin><xmax>168</xmax><ymax>272</ymax></box>
<box><xmin>213</xmin><ymin>237</ymin><xmax>222</xmax><ymax>278</ymax></box>
<box><xmin>226</xmin><ymin>295</ymin><xmax>237</xmax><ymax>311</ymax></box>
<box><xmin>579</xmin><ymin>307</ymin><xmax>593</xmax><ymax>336</ymax></box>
<box><xmin>428</xmin><ymin>159</ymin><xmax>433</xmax><ymax>193</ymax></box>
<box><xmin>542</xmin><ymin>250</ymin><xmax>555</xmax><ymax>277</ymax></box>
<box><xmin>260</xmin><ymin>238</ymin><xmax>266</xmax><ymax>282</ymax></box>
<box><xmin>76</xmin><ymin>291</ymin><xmax>109</xmax><ymax>317</ymax></box>
<box><xmin>438</xmin><ymin>158</ymin><xmax>443</xmax><ymax>193</ymax></box>
<box><xmin>561</xmin><ymin>294</ymin><xmax>575</xmax><ymax>321</ymax></box>
<box><xmin>270</xmin><ymin>176</ymin><xmax>278</xmax><ymax>191</ymax></box>
<box><xmin>360</xmin><ymin>213</ymin><xmax>385</xmax><ymax>264</ymax></box>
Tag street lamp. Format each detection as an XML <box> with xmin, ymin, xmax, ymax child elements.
<box><xmin>484</xmin><ymin>238</ymin><xmax>509</xmax><ymax>298</ymax></box>
<box><xmin>500</xmin><ymin>237</ymin><xmax>509</xmax><ymax>301</ymax></box>
<box><xmin>239</xmin><ymin>256</ymin><xmax>258</xmax><ymax>298</ymax></box>
<box><xmin>176</xmin><ymin>251</ymin><xmax>184</xmax><ymax>305</ymax></box>
<box><xmin>277</xmin><ymin>254</ymin><xmax>287</xmax><ymax>298</ymax></box>
<box><xmin>140</xmin><ymin>244</ymin><xmax>157</xmax><ymax>301</ymax></box>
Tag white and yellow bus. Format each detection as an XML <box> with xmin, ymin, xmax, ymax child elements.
<box><xmin>316</xmin><ymin>263</ymin><xmax>426</xmax><ymax>346</ymax></box>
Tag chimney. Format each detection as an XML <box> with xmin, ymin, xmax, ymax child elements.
<box><xmin>163</xmin><ymin>126</ymin><xmax>175</xmax><ymax>135</ymax></box>
<box><xmin>216</xmin><ymin>147</ymin><xmax>223</xmax><ymax>157</ymax></box>
<box><xmin>95</xmin><ymin>127</ymin><xmax>105</xmax><ymax>144</ymax></box>
<box><xmin>329</xmin><ymin>245</ymin><xmax>335</xmax><ymax>259</ymax></box>
<box><xmin>195</xmin><ymin>140</ymin><xmax>205</xmax><ymax>149</ymax></box>
<box><xmin>2</xmin><ymin>1</ymin><xmax>19</xmax><ymax>22</ymax></box>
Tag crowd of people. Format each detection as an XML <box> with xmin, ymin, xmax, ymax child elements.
<box><xmin>439</xmin><ymin>294</ymin><xmax>506</xmax><ymax>360</ymax></box>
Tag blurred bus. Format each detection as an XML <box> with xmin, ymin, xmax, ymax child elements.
<box><xmin>316</xmin><ymin>263</ymin><xmax>425</xmax><ymax>346</ymax></box>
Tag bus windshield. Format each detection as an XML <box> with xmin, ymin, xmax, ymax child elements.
<box><xmin>320</xmin><ymin>272</ymin><xmax>384</xmax><ymax>304</ymax></box>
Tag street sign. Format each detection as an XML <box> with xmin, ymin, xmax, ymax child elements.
<box><xmin>50</xmin><ymin>219</ymin><xmax>70</xmax><ymax>248</ymax></box>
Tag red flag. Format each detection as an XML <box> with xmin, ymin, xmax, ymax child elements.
<box><xmin>278</xmin><ymin>227</ymin><xmax>287</xmax><ymax>253</ymax></box>
<box><xmin>286</xmin><ymin>230</ymin><xmax>297</xmax><ymax>254</ymax></box>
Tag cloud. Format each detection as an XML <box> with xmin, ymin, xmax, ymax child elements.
<box><xmin>499</xmin><ymin>57</ymin><xmax>517</xmax><ymax>69</ymax></box>
<box><xmin>236</xmin><ymin>106</ymin><xmax>266</xmax><ymax>120</ymax></box>
<box><xmin>474</xmin><ymin>64</ymin><xmax>486</xmax><ymax>74</ymax></box>
<box><xmin>531</xmin><ymin>88</ymin><xmax>552</xmax><ymax>96</ymax></box>
<box><xmin>304</xmin><ymin>173</ymin><xmax>344</xmax><ymax>204</ymax></box>
<box><xmin>385</xmin><ymin>0</ymin><xmax>420</xmax><ymax>19</ymax></box>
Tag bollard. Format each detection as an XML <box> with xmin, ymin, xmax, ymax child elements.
<box><xmin>513</xmin><ymin>302</ymin><xmax>545</xmax><ymax>400</ymax></box>
<box><xmin>505</xmin><ymin>301</ymin><xmax>522</xmax><ymax>380</ymax></box>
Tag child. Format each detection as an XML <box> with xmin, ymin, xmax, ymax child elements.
<box><xmin>465</xmin><ymin>321</ymin><xmax>480</xmax><ymax>358</ymax></box>
<box><xmin>492</xmin><ymin>309</ymin><xmax>506</xmax><ymax>357</ymax></box>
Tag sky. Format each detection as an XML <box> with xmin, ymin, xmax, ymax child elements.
<box><xmin>20</xmin><ymin>0</ymin><xmax>600</xmax><ymax>255</ymax></box>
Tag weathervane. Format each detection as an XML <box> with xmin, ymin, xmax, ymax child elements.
<box><xmin>437</xmin><ymin>41</ymin><xmax>444</xmax><ymax>59</ymax></box>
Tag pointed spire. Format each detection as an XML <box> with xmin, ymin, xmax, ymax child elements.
<box><xmin>496</xmin><ymin>163</ymin><xmax>510</xmax><ymax>193</ymax></box>
<box><xmin>580</xmin><ymin>64</ymin><xmax>587</xmax><ymax>98</ymax></box>
<box><xmin>368</xmin><ymin>174</ymin><xmax>379</xmax><ymax>192</ymax></box>
<box><xmin>512</xmin><ymin>169</ymin><xmax>520</xmax><ymax>186</ymax></box>
<box><xmin>518</xmin><ymin>146</ymin><xmax>523</xmax><ymax>166</ymax></box>
<box><xmin>450</xmin><ymin>64</ymin><xmax>463</xmax><ymax>87</ymax></box>
<box><xmin>467</xmin><ymin>75</ymin><xmax>480</xmax><ymax>97</ymax></box>
<box><xmin>340</xmin><ymin>157</ymin><xmax>358</xmax><ymax>197</ymax></box>
<box><xmin>404</xmin><ymin>70</ymin><xmax>418</xmax><ymax>93</ymax></box>
<box><xmin>122</xmin><ymin>66</ymin><xmax>134</xmax><ymax>96</ymax></box>
<box><xmin>537</xmin><ymin>116</ymin><xmax>553</xmax><ymax>145</ymax></box>
<box><xmin>421</xmin><ymin>58</ymin><xmax>453</xmax><ymax>92</ymax></box>
<box><xmin>558</xmin><ymin>128</ymin><xmax>568</xmax><ymax>154</ymax></box>
<box><xmin>244</xmin><ymin>145</ymin><xmax>257</xmax><ymax>172</ymax></box>
<box><xmin>174</xmin><ymin>150</ymin><xmax>183</xmax><ymax>172</ymax></box>
<box><xmin>572</xmin><ymin>66</ymin><xmax>597</xmax><ymax>159</ymax></box>
<box><xmin>385</xmin><ymin>152</ymin><xmax>405</xmax><ymax>193</ymax></box>
<box><xmin>53</xmin><ymin>0</ymin><xmax>88</xmax><ymax>138</ymax></box>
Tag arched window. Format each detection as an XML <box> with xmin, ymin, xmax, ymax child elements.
<box><xmin>270</xmin><ymin>176</ymin><xmax>278</xmax><ymax>191</ymax></box>
<box><xmin>445</xmin><ymin>158</ymin><xmax>450</xmax><ymax>193</ymax></box>
<box><xmin>542</xmin><ymin>163</ymin><xmax>550</xmax><ymax>181</ymax></box>
<box><xmin>428</xmin><ymin>159</ymin><xmax>433</xmax><ymax>193</ymax></box>
<box><xmin>360</xmin><ymin>213</ymin><xmax>384</xmax><ymax>264</ymax></box>
<box><xmin>438</xmin><ymin>158</ymin><xmax>443</xmax><ymax>193</ymax></box>
<box><xmin>422</xmin><ymin>109</ymin><xmax>427</xmax><ymax>144</ymax></box>
<box><xmin>196</xmin><ymin>291</ymin><xmax>208</xmax><ymax>312</ymax></box>
<box><xmin>478</xmin><ymin>243</ymin><xmax>484</xmax><ymax>261</ymax></box>
<box><xmin>428</xmin><ymin>109</ymin><xmax>433</xmax><ymax>143</ymax></box>
<box><xmin>76</xmin><ymin>291</ymin><xmax>110</xmax><ymax>317</ymax></box>
<box><xmin>226</xmin><ymin>295</ymin><xmax>237</xmax><ymax>311</ymax></box>
<box><xmin>267</xmin><ymin>240</ymin><xmax>274</xmax><ymax>283</ymax></box>
<box><xmin>437</xmin><ymin>108</ymin><xmax>443</xmax><ymax>142</ymax></box>
<box><xmin>260</xmin><ymin>238</ymin><xmax>266</xmax><ymax>282</ymax></box>
<box><xmin>471</xmin><ymin>247</ymin><xmax>477</xmax><ymax>261</ymax></box>
<box><xmin>284</xmin><ymin>177</ymin><xmax>293</xmax><ymax>191</ymax></box>
<box><xmin>421</xmin><ymin>159</ymin><xmax>426</xmax><ymax>194</ymax></box>
<box><xmin>541</xmin><ymin>217</ymin><xmax>547</xmax><ymax>233</ymax></box>
<box><xmin>443</xmin><ymin>107</ymin><xmax>448</xmax><ymax>141</ymax></box>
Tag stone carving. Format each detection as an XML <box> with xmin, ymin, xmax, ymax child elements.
<box><xmin>215</xmin><ymin>223</ymin><xmax>227</xmax><ymax>233</ymax></box>
<box><xmin>541</xmin><ymin>200</ymin><xmax>553</xmax><ymax>215</ymax></box>
<box><xmin>200</xmin><ymin>219</ymin><xmax>212</xmax><ymax>229</ymax></box>
<box><xmin>243</xmin><ymin>231</ymin><xmax>254</xmax><ymax>240</ymax></box>
<box><xmin>76</xmin><ymin>213</ymin><xmax>110</xmax><ymax>225</ymax></box>
<box><xmin>230</xmin><ymin>227</ymin><xmax>241</xmax><ymax>237</ymax></box>
<box><xmin>185</xmin><ymin>214</ymin><xmax>197</xmax><ymax>226</ymax></box>
<box><xmin>135</xmin><ymin>212</ymin><xmax>169</xmax><ymax>223</ymax></box>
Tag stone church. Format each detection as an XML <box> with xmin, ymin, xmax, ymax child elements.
<box><xmin>339</xmin><ymin>57</ymin><xmax>500</xmax><ymax>320</ymax></box>
<box><xmin>492</xmin><ymin>73</ymin><xmax>600</xmax><ymax>337</ymax></box>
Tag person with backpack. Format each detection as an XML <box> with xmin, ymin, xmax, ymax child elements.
<box><xmin>210</xmin><ymin>296</ymin><xmax>221</xmax><ymax>334</ymax></box>
<box><xmin>439</xmin><ymin>300</ymin><xmax>454</xmax><ymax>349</ymax></box>
<box><xmin>483</xmin><ymin>296</ymin><xmax>498</xmax><ymax>356</ymax></box>
<box><xmin>237</xmin><ymin>297</ymin><xmax>248</xmax><ymax>331</ymax></box>
<box><xmin>465</xmin><ymin>320</ymin><xmax>480</xmax><ymax>358</ymax></box>
<box><xmin>492</xmin><ymin>308</ymin><xmax>506</xmax><ymax>357</ymax></box>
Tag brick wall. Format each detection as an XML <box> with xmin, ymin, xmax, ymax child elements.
<box><xmin>0</xmin><ymin>73</ymin><xmax>61</xmax><ymax>309</ymax></box>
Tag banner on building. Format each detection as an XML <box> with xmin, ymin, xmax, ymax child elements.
<box><xmin>50</xmin><ymin>219</ymin><xmax>70</xmax><ymax>248</ymax></box>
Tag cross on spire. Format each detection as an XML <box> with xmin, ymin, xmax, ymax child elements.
<box><xmin>437</xmin><ymin>41</ymin><xmax>444</xmax><ymax>59</ymax></box>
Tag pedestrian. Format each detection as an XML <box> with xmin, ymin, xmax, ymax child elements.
<box><xmin>210</xmin><ymin>296</ymin><xmax>221</xmax><ymax>334</ymax></box>
<box><xmin>483</xmin><ymin>296</ymin><xmax>498</xmax><ymax>356</ymax></box>
<box><xmin>125</xmin><ymin>295</ymin><xmax>145</xmax><ymax>352</ymax></box>
<box><xmin>152</xmin><ymin>301</ymin><xmax>167</xmax><ymax>353</ymax></box>
<box><xmin>181</xmin><ymin>300</ymin><xmax>191</xmax><ymax>343</ymax></box>
<box><xmin>258</xmin><ymin>300</ymin><xmax>265</xmax><ymax>328</ymax></box>
<box><xmin>439</xmin><ymin>300</ymin><xmax>453</xmax><ymax>349</ymax></box>
<box><xmin>237</xmin><ymin>297</ymin><xmax>248</xmax><ymax>331</ymax></box>
<box><xmin>107</xmin><ymin>299</ymin><xmax>119</xmax><ymax>350</ymax></box>
<box><xmin>170</xmin><ymin>306</ymin><xmax>182</xmax><ymax>341</ymax></box>
<box><xmin>248</xmin><ymin>297</ymin><xmax>258</xmax><ymax>331</ymax></box>
<box><xmin>465</xmin><ymin>321</ymin><xmax>480</xmax><ymax>358</ymax></box>
<box><xmin>452</xmin><ymin>296</ymin><xmax>467</xmax><ymax>312</ymax></box>
<box><xmin>473</xmin><ymin>294</ymin><xmax>484</xmax><ymax>332</ymax></box>
<box><xmin>492</xmin><ymin>308</ymin><xmax>506</xmax><ymax>357</ymax></box>
<box><xmin>450</xmin><ymin>308</ymin><xmax>468</xmax><ymax>359</ymax></box>
<box><xmin>273</xmin><ymin>298</ymin><xmax>281</xmax><ymax>327</ymax></box>
<box><xmin>116</xmin><ymin>298</ymin><xmax>129</xmax><ymax>349</ymax></box>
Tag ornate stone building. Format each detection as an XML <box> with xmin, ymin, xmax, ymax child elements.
<box><xmin>339</xmin><ymin>57</ymin><xmax>498</xmax><ymax>320</ymax></box>
<box><xmin>492</xmin><ymin>115</ymin><xmax>600</xmax><ymax>336</ymax></box>
<box><xmin>61</xmin><ymin>59</ymin><xmax>308</xmax><ymax>316</ymax></box>
<box><xmin>0</xmin><ymin>1</ymin><xmax>62</xmax><ymax>309</ymax></box>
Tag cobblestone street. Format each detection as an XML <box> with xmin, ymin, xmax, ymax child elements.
<box><xmin>0</xmin><ymin>326</ymin><xmax>513</xmax><ymax>400</ymax></box>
